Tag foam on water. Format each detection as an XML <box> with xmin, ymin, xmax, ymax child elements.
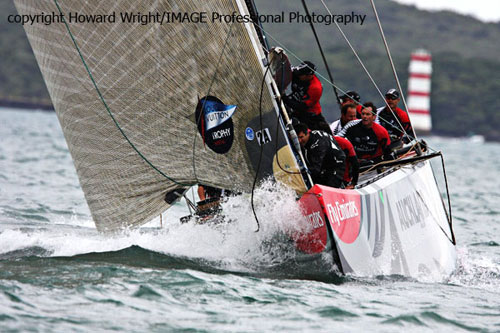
<box><xmin>448</xmin><ymin>245</ymin><xmax>500</xmax><ymax>291</ymax></box>
<box><xmin>2</xmin><ymin>181</ymin><xmax>499</xmax><ymax>289</ymax></box>
<box><xmin>0</xmin><ymin>181</ymin><xmax>314</xmax><ymax>276</ymax></box>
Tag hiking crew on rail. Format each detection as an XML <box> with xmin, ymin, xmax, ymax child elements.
<box><xmin>286</xmin><ymin>61</ymin><xmax>414</xmax><ymax>186</ymax></box>
<box><xmin>338</xmin><ymin>102</ymin><xmax>391</xmax><ymax>163</ymax></box>
<box><xmin>376</xmin><ymin>89</ymin><xmax>413</xmax><ymax>148</ymax></box>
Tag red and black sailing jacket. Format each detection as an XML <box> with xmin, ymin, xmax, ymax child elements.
<box><xmin>338</xmin><ymin>120</ymin><xmax>391</xmax><ymax>160</ymax></box>
<box><xmin>334</xmin><ymin>136</ymin><xmax>359</xmax><ymax>185</ymax></box>
<box><xmin>376</xmin><ymin>106</ymin><xmax>412</xmax><ymax>140</ymax></box>
<box><xmin>289</xmin><ymin>74</ymin><xmax>323</xmax><ymax>115</ymax></box>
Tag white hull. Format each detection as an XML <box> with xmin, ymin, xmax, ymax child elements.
<box><xmin>296</xmin><ymin>158</ymin><xmax>456</xmax><ymax>280</ymax></box>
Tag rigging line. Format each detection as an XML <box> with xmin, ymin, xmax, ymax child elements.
<box><xmin>53</xmin><ymin>0</ymin><xmax>192</xmax><ymax>187</ymax></box>
<box><xmin>251</xmin><ymin>23</ymin><xmax>435</xmax><ymax>153</ymax></box>
<box><xmin>251</xmin><ymin>66</ymin><xmax>272</xmax><ymax>232</ymax></box>
<box><xmin>368</xmin><ymin>0</ymin><xmax>418</xmax><ymax>142</ymax></box>
<box><xmin>414</xmin><ymin>189</ymin><xmax>455</xmax><ymax>245</ymax></box>
<box><xmin>300</xmin><ymin>0</ymin><xmax>342</xmax><ymax>106</ymax></box>
<box><xmin>191</xmin><ymin>22</ymin><xmax>235</xmax><ymax>184</ymax></box>
<box><xmin>402</xmin><ymin>158</ymin><xmax>455</xmax><ymax>245</ymax></box>
<box><xmin>317</xmin><ymin>0</ymin><xmax>411</xmax><ymax>144</ymax></box>
<box><xmin>439</xmin><ymin>152</ymin><xmax>455</xmax><ymax>244</ymax></box>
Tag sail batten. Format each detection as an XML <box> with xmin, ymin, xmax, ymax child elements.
<box><xmin>16</xmin><ymin>0</ymin><xmax>305</xmax><ymax>231</ymax></box>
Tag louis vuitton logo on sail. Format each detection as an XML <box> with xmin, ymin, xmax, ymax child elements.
<box><xmin>205</xmin><ymin>106</ymin><xmax>236</xmax><ymax>131</ymax></box>
<box><xmin>196</xmin><ymin>96</ymin><xmax>236</xmax><ymax>154</ymax></box>
<box><xmin>212</xmin><ymin>128</ymin><xmax>231</xmax><ymax>140</ymax></box>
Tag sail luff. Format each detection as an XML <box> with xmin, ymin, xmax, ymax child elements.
<box><xmin>235</xmin><ymin>0</ymin><xmax>309</xmax><ymax>192</ymax></box>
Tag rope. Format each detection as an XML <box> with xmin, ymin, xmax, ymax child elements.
<box><xmin>439</xmin><ymin>152</ymin><xmax>455</xmax><ymax>244</ymax></box>
<box><xmin>368</xmin><ymin>0</ymin><xmax>418</xmax><ymax>142</ymax></box>
<box><xmin>300</xmin><ymin>0</ymin><xmax>341</xmax><ymax>106</ymax></box>
<box><xmin>251</xmin><ymin>66</ymin><xmax>271</xmax><ymax>232</ymax></box>
<box><xmin>317</xmin><ymin>0</ymin><xmax>410</xmax><ymax>145</ymax></box>
<box><xmin>360</xmin><ymin>141</ymin><xmax>419</xmax><ymax>174</ymax></box>
<box><xmin>53</xmin><ymin>0</ymin><xmax>192</xmax><ymax>187</ymax></box>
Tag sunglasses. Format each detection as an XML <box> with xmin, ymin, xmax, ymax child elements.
<box><xmin>385</xmin><ymin>95</ymin><xmax>398</xmax><ymax>100</ymax></box>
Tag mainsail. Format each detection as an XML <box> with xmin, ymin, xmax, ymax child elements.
<box><xmin>15</xmin><ymin>0</ymin><xmax>305</xmax><ymax>231</ymax></box>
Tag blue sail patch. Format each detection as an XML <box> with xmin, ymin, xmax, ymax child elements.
<box><xmin>203</xmin><ymin>100</ymin><xmax>237</xmax><ymax>131</ymax></box>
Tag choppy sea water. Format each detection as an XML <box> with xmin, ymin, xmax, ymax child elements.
<box><xmin>0</xmin><ymin>108</ymin><xmax>499</xmax><ymax>332</ymax></box>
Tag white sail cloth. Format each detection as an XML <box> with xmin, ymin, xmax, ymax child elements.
<box><xmin>15</xmin><ymin>0</ymin><xmax>302</xmax><ymax>231</ymax></box>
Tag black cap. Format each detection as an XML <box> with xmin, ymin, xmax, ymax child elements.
<box><xmin>340</xmin><ymin>90</ymin><xmax>361</xmax><ymax>103</ymax></box>
<box><xmin>293</xmin><ymin>61</ymin><xmax>316</xmax><ymax>75</ymax></box>
<box><xmin>385</xmin><ymin>89</ymin><xmax>400</xmax><ymax>99</ymax></box>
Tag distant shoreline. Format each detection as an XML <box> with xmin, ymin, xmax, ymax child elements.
<box><xmin>0</xmin><ymin>98</ymin><xmax>53</xmax><ymax>111</ymax></box>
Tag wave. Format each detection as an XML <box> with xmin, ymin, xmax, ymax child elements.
<box><xmin>1</xmin><ymin>179</ymin><xmax>498</xmax><ymax>286</ymax></box>
<box><xmin>446</xmin><ymin>245</ymin><xmax>500</xmax><ymax>291</ymax></box>
<box><xmin>0</xmin><ymin>182</ymin><xmax>342</xmax><ymax>282</ymax></box>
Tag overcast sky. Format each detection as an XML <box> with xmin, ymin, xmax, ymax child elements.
<box><xmin>392</xmin><ymin>0</ymin><xmax>500</xmax><ymax>22</ymax></box>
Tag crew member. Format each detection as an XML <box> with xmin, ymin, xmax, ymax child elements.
<box><xmin>283</xmin><ymin>61</ymin><xmax>328</xmax><ymax>131</ymax></box>
<box><xmin>334</xmin><ymin>136</ymin><xmax>359</xmax><ymax>188</ymax></box>
<box><xmin>295</xmin><ymin>123</ymin><xmax>345</xmax><ymax>188</ymax></box>
<box><xmin>340</xmin><ymin>90</ymin><xmax>363</xmax><ymax>118</ymax></box>
<box><xmin>330</xmin><ymin>103</ymin><xmax>358</xmax><ymax>135</ymax></box>
<box><xmin>338</xmin><ymin>102</ymin><xmax>391</xmax><ymax>162</ymax></box>
<box><xmin>376</xmin><ymin>89</ymin><xmax>413</xmax><ymax>147</ymax></box>
<box><xmin>198</xmin><ymin>185</ymin><xmax>224</xmax><ymax>201</ymax></box>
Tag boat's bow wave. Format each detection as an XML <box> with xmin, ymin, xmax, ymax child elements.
<box><xmin>0</xmin><ymin>181</ymin><xmax>337</xmax><ymax>280</ymax></box>
<box><xmin>1</xmin><ymin>240</ymin><xmax>498</xmax><ymax>288</ymax></box>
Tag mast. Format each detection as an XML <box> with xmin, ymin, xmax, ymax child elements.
<box><xmin>236</xmin><ymin>0</ymin><xmax>314</xmax><ymax>188</ymax></box>
<box><xmin>243</xmin><ymin>0</ymin><xmax>270</xmax><ymax>51</ymax></box>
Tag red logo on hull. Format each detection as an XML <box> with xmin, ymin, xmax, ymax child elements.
<box><xmin>316</xmin><ymin>185</ymin><xmax>361</xmax><ymax>244</ymax></box>
<box><xmin>295</xmin><ymin>193</ymin><xmax>328</xmax><ymax>254</ymax></box>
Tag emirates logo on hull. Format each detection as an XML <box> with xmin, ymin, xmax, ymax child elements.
<box><xmin>319</xmin><ymin>187</ymin><xmax>361</xmax><ymax>244</ymax></box>
<box><xmin>304</xmin><ymin>211</ymin><xmax>325</xmax><ymax>229</ymax></box>
<box><xmin>327</xmin><ymin>201</ymin><xmax>359</xmax><ymax>227</ymax></box>
<box><xmin>294</xmin><ymin>193</ymin><xmax>329</xmax><ymax>254</ymax></box>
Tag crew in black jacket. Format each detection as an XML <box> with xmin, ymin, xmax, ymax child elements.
<box><xmin>295</xmin><ymin>123</ymin><xmax>346</xmax><ymax>188</ymax></box>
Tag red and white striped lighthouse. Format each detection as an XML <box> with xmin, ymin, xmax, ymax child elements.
<box><xmin>407</xmin><ymin>49</ymin><xmax>432</xmax><ymax>133</ymax></box>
